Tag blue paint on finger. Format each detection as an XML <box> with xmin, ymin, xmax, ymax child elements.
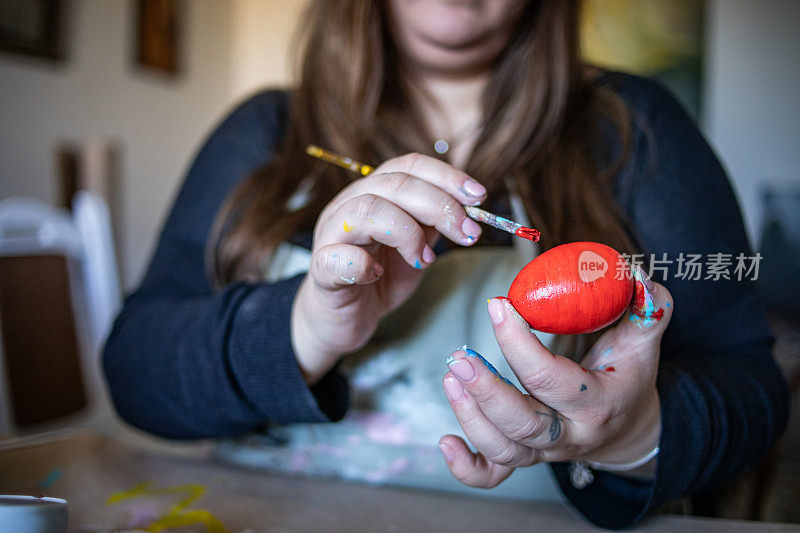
<box><xmin>462</xmin><ymin>346</ymin><xmax>515</xmax><ymax>387</ymax></box>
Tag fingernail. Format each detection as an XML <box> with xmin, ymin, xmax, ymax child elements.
<box><xmin>633</xmin><ymin>264</ymin><xmax>654</xmax><ymax>292</ymax></box>
<box><xmin>501</xmin><ymin>298</ymin><xmax>529</xmax><ymax>328</ymax></box>
<box><xmin>461</xmin><ymin>218</ymin><xmax>482</xmax><ymax>244</ymax></box>
<box><xmin>443</xmin><ymin>376</ymin><xmax>466</xmax><ymax>400</ymax></box>
<box><xmin>448</xmin><ymin>357</ymin><xmax>476</xmax><ymax>382</ymax></box>
<box><xmin>422</xmin><ymin>244</ymin><xmax>436</xmax><ymax>264</ymax></box>
<box><xmin>629</xmin><ymin>265</ymin><xmax>665</xmax><ymax>326</ymax></box>
<box><xmin>488</xmin><ymin>298</ymin><xmax>505</xmax><ymax>325</ymax></box>
<box><xmin>372</xmin><ymin>262</ymin><xmax>384</xmax><ymax>276</ymax></box>
<box><xmin>462</xmin><ymin>179</ymin><xmax>486</xmax><ymax>198</ymax></box>
<box><xmin>439</xmin><ymin>442</ymin><xmax>454</xmax><ymax>462</ymax></box>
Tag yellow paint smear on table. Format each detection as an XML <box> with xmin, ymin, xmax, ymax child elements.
<box><xmin>108</xmin><ymin>482</ymin><xmax>228</xmax><ymax>533</ymax></box>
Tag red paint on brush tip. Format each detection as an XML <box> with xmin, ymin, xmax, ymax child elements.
<box><xmin>515</xmin><ymin>227</ymin><xmax>541</xmax><ymax>242</ymax></box>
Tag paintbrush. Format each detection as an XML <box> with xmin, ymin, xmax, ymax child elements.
<box><xmin>305</xmin><ymin>145</ymin><xmax>541</xmax><ymax>242</ymax></box>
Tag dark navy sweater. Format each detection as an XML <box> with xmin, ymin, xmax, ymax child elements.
<box><xmin>102</xmin><ymin>73</ymin><xmax>789</xmax><ymax>529</ymax></box>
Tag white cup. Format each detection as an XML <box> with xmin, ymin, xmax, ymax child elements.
<box><xmin>0</xmin><ymin>496</ymin><xmax>68</xmax><ymax>533</ymax></box>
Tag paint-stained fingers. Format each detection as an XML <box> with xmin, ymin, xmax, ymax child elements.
<box><xmin>438</xmin><ymin>434</ymin><xmax>515</xmax><ymax>489</ymax></box>
<box><xmin>331</xmin><ymin>172</ymin><xmax>482</xmax><ymax>246</ymax></box>
<box><xmin>488</xmin><ymin>298</ymin><xmax>599</xmax><ymax>413</ymax></box>
<box><xmin>625</xmin><ymin>265</ymin><xmax>674</xmax><ymax>336</ymax></box>
<box><xmin>316</xmin><ymin>194</ymin><xmax>434</xmax><ymax>270</ymax></box>
<box><xmin>373</xmin><ymin>152</ymin><xmax>487</xmax><ymax>206</ymax></box>
<box><xmin>443</xmin><ymin>372</ymin><xmax>540</xmax><ymax>468</ymax></box>
<box><xmin>446</xmin><ymin>349</ymin><xmax>570</xmax><ymax>450</ymax></box>
<box><xmin>308</xmin><ymin>244</ymin><xmax>383</xmax><ymax>290</ymax></box>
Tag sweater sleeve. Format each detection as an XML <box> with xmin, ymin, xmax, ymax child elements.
<box><xmin>102</xmin><ymin>90</ymin><xmax>348</xmax><ymax>439</ymax></box>
<box><xmin>550</xmin><ymin>75</ymin><xmax>790</xmax><ymax>529</ymax></box>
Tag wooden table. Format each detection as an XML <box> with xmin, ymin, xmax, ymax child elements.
<box><xmin>0</xmin><ymin>430</ymin><xmax>796</xmax><ymax>532</ymax></box>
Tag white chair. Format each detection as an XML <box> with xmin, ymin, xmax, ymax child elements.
<box><xmin>0</xmin><ymin>194</ymin><xmax>120</xmax><ymax>436</ymax></box>
<box><xmin>72</xmin><ymin>191</ymin><xmax>122</xmax><ymax>354</ymax></box>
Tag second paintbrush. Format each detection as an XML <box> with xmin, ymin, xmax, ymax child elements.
<box><xmin>305</xmin><ymin>145</ymin><xmax>541</xmax><ymax>242</ymax></box>
<box><xmin>462</xmin><ymin>205</ymin><xmax>540</xmax><ymax>242</ymax></box>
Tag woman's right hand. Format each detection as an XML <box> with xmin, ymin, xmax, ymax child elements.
<box><xmin>291</xmin><ymin>153</ymin><xmax>487</xmax><ymax>383</ymax></box>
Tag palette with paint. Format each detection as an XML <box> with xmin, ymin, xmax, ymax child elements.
<box><xmin>507</xmin><ymin>242</ymin><xmax>635</xmax><ymax>335</ymax></box>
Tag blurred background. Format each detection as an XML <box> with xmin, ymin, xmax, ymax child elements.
<box><xmin>0</xmin><ymin>0</ymin><xmax>798</xmax><ymax>523</ymax></box>
<box><xmin>1</xmin><ymin>0</ymin><xmax>798</xmax><ymax>290</ymax></box>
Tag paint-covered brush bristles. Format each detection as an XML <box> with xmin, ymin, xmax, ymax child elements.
<box><xmin>463</xmin><ymin>206</ymin><xmax>540</xmax><ymax>242</ymax></box>
<box><xmin>305</xmin><ymin>144</ymin><xmax>541</xmax><ymax>242</ymax></box>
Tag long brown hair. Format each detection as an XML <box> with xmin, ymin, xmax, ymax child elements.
<box><xmin>209</xmin><ymin>0</ymin><xmax>636</xmax><ymax>286</ymax></box>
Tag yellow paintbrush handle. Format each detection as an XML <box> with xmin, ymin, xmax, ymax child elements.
<box><xmin>306</xmin><ymin>145</ymin><xmax>373</xmax><ymax>176</ymax></box>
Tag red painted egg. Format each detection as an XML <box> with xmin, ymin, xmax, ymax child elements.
<box><xmin>507</xmin><ymin>242</ymin><xmax>633</xmax><ymax>335</ymax></box>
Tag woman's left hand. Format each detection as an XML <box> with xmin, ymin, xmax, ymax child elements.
<box><xmin>439</xmin><ymin>266</ymin><xmax>672</xmax><ymax>487</ymax></box>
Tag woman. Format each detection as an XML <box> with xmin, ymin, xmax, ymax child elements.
<box><xmin>103</xmin><ymin>0</ymin><xmax>788</xmax><ymax>528</ymax></box>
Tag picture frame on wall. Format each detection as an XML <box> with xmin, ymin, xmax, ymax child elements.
<box><xmin>0</xmin><ymin>0</ymin><xmax>64</xmax><ymax>61</ymax></box>
<box><xmin>136</xmin><ymin>0</ymin><xmax>180</xmax><ymax>74</ymax></box>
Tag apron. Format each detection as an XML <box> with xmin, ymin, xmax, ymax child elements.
<box><xmin>217</xmin><ymin>206</ymin><xmax>564</xmax><ymax>502</ymax></box>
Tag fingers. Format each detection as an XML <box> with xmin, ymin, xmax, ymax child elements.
<box><xmin>577</xmin><ymin>265</ymin><xmax>673</xmax><ymax>381</ymax></box>
<box><xmin>313</xmin><ymin>153</ymin><xmax>488</xmax><ymax>274</ymax></box>
<box><xmin>333</xmin><ymin>171</ymin><xmax>483</xmax><ymax>246</ymax></box>
<box><xmin>487</xmin><ymin>298</ymin><xmax>599</xmax><ymax>413</ymax></box>
<box><xmin>317</xmin><ymin>194</ymin><xmax>435</xmax><ymax>270</ymax></box>
<box><xmin>446</xmin><ymin>349</ymin><xmax>569</xmax><ymax>450</ymax></box>
<box><xmin>438</xmin><ymin>434</ymin><xmax>515</xmax><ymax>489</ymax></box>
<box><xmin>373</xmin><ymin>152</ymin><xmax>487</xmax><ymax>206</ymax></box>
<box><xmin>309</xmin><ymin>244</ymin><xmax>384</xmax><ymax>290</ymax></box>
<box><xmin>442</xmin><ymin>371</ymin><xmax>539</xmax><ymax>467</ymax></box>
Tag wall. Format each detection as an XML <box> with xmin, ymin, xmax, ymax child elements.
<box><xmin>229</xmin><ymin>0</ymin><xmax>310</xmax><ymax>101</ymax></box>
<box><xmin>703</xmin><ymin>0</ymin><xmax>800</xmax><ymax>245</ymax></box>
<box><xmin>0</xmin><ymin>0</ymin><xmax>235</xmax><ymax>288</ymax></box>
